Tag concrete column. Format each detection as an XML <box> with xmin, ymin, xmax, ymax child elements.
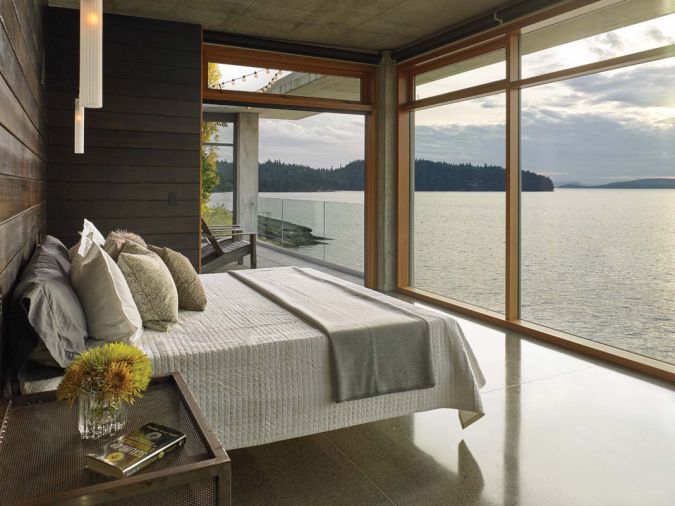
<box><xmin>235</xmin><ymin>112</ymin><xmax>259</xmax><ymax>233</ymax></box>
<box><xmin>376</xmin><ymin>51</ymin><xmax>398</xmax><ymax>292</ymax></box>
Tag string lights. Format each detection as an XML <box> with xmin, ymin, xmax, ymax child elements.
<box><xmin>213</xmin><ymin>68</ymin><xmax>286</xmax><ymax>92</ymax></box>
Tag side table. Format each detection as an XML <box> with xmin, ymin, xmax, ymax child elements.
<box><xmin>0</xmin><ymin>372</ymin><xmax>230</xmax><ymax>505</ymax></box>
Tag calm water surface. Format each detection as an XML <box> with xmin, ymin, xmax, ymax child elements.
<box><xmin>210</xmin><ymin>189</ymin><xmax>675</xmax><ymax>364</ymax></box>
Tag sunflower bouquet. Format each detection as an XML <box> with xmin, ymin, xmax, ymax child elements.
<box><xmin>57</xmin><ymin>343</ymin><xmax>152</xmax><ymax>438</ymax></box>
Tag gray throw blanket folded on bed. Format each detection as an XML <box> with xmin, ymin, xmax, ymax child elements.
<box><xmin>231</xmin><ymin>267</ymin><xmax>435</xmax><ymax>402</ymax></box>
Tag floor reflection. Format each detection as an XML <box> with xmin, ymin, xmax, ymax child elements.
<box><xmin>504</xmin><ymin>335</ymin><xmax>521</xmax><ymax>506</ymax></box>
<box><xmin>229</xmin><ymin>305</ymin><xmax>675</xmax><ymax>505</ymax></box>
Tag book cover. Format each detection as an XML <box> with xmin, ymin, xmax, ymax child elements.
<box><xmin>86</xmin><ymin>423</ymin><xmax>186</xmax><ymax>479</ymax></box>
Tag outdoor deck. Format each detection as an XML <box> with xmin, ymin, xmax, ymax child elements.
<box><xmin>209</xmin><ymin>242</ymin><xmax>363</xmax><ymax>285</ymax></box>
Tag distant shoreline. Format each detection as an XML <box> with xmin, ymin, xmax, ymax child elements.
<box><xmin>558</xmin><ymin>178</ymin><xmax>675</xmax><ymax>189</ymax></box>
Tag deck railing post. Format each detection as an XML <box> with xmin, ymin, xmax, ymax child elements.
<box><xmin>281</xmin><ymin>199</ymin><xmax>285</xmax><ymax>248</ymax></box>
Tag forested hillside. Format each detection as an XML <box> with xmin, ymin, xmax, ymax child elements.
<box><xmin>214</xmin><ymin>159</ymin><xmax>554</xmax><ymax>192</ymax></box>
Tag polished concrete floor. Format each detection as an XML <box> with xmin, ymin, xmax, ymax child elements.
<box><xmin>217</xmin><ymin>248</ymin><xmax>675</xmax><ymax>505</ymax></box>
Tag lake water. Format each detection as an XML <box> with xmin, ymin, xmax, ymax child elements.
<box><xmin>210</xmin><ymin>190</ymin><xmax>675</xmax><ymax>365</ymax></box>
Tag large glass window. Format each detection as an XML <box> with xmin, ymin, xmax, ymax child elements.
<box><xmin>522</xmin><ymin>0</ymin><xmax>675</xmax><ymax>78</ymax></box>
<box><xmin>403</xmin><ymin>0</ymin><xmax>675</xmax><ymax>368</ymax></box>
<box><xmin>415</xmin><ymin>49</ymin><xmax>505</xmax><ymax>100</ymax></box>
<box><xmin>413</xmin><ymin>95</ymin><xmax>506</xmax><ymax>313</ymax></box>
<box><xmin>207</xmin><ymin>63</ymin><xmax>361</xmax><ymax>101</ymax></box>
<box><xmin>521</xmin><ymin>57</ymin><xmax>675</xmax><ymax>364</ymax></box>
<box><xmin>202</xmin><ymin>120</ymin><xmax>235</xmax><ymax>228</ymax></box>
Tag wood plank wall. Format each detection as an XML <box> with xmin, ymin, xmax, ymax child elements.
<box><xmin>45</xmin><ymin>7</ymin><xmax>202</xmax><ymax>266</ymax></box>
<box><xmin>0</xmin><ymin>0</ymin><xmax>47</xmax><ymax>387</ymax></box>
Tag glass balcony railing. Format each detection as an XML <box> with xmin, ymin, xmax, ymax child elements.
<box><xmin>258</xmin><ymin>197</ymin><xmax>364</xmax><ymax>275</ymax></box>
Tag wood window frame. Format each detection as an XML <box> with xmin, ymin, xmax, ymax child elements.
<box><xmin>396</xmin><ymin>2</ymin><xmax>675</xmax><ymax>382</ymax></box>
<box><xmin>202</xmin><ymin>44</ymin><xmax>379</xmax><ymax>288</ymax></box>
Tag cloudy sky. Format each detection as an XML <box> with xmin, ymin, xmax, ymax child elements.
<box><xmin>216</xmin><ymin>11</ymin><xmax>675</xmax><ymax>185</ymax></box>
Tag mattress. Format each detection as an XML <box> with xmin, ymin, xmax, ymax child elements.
<box><xmin>20</xmin><ymin>270</ymin><xmax>485</xmax><ymax>450</ymax></box>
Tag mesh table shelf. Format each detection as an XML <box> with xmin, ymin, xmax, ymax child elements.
<box><xmin>0</xmin><ymin>373</ymin><xmax>230</xmax><ymax>506</ymax></box>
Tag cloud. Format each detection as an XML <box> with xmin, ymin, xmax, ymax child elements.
<box><xmin>587</xmin><ymin>32</ymin><xmax>626</xmax><ymax>59</ymax></box>
<box><xmin>564</xmin><ymin>61</ymin><xmax>675</xmax><ymax>110</ymax></box>
<box><xmin>522</xmin><ymin>110</ymin><xmax>675</xmax><ymax>183</ymax></box>
<box><xmin>414</xmin><ymin>124</ymin><xmax>505</xmax><ymax>167</ymax></box>
<box><xmin>259</xmin><ymin>113</ymin><xmax>364</xmax><ymax>168</ymax></box>
<box><xmin>413</xmin><ymin>109</ymin><xmax>675</xmax><ymax>184</ymax></box>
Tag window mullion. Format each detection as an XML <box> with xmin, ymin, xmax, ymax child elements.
<box><xmin>505</xmin><ymin>32</ymin><xmax>521</xmax><ymax>321</ymax></box>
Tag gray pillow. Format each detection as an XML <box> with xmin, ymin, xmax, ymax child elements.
<box><xmin>148</xmin><ymin>245</ymin><xmax>207</xmax><ymax>311</ymax></box>
<box><xmin>10</xmin><ymin>240</ymin><xmax>88</xmax><ymax>369</ymax></box>
<box><xmin>117</xmin><ymin>242</ymin><xmax>179</xmax><ymax>331</ymax></box>
<box><xmin>41</xmin><ymin>235</ymin><xmax>70</xmax><ymax>272</ymax></box>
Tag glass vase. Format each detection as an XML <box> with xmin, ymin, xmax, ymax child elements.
<box><xmin>77</xmin><ymin>392</ymin><xmax>127</xmax><ymax>439</ymax></box>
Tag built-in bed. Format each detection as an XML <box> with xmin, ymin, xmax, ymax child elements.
<box><xmin>19</xmin><ymin>268</ymin><xmax>485</xmax><ymax>450</ymax></box>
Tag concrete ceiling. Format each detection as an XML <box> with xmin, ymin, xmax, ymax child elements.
<box><xmin>48</xmin><ymin>0</ymin><xmax>509</xmax><ymax>52</ymax></box>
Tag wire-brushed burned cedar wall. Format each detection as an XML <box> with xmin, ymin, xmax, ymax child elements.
<box><xmin>0</xmin><ymin>0</ymin><xmax>47</xmax><ymax>389</ymax></box>
<box><xmin>45</xmin><ymin>7</ymin><xmax>202</xmax><ymax>267</ymax></box>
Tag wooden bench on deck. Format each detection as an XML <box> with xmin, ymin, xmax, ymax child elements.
<box><xmin>201</xmin><ymin>218</ymin><xmax>257</xmax><ymax>273</ymax></box>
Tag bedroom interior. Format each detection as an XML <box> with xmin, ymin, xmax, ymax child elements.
<box><xmin>0</xmin><ymin>0</ymin><xmax>673</xmax><ymax>505</ymax></box>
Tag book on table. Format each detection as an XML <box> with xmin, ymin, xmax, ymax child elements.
<box><xmin>86</xmin><ymin>423</ymin><xmax>186</xmax><ymax>479</ymax></box>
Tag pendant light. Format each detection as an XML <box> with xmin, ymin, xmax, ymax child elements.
<box><xmin>75</xmin><ymin>98</ymin><xmax>84</xmax><ymax>154</ymax></box>
<box><xmin>79</xmin><ymin>0</ymin><xmax>102</xmax><ymax>108</ymax></box>
<box><xmin>74</xmin><ymin>98</ymin><xmax>85</xmax><ymax>154</ymax></box>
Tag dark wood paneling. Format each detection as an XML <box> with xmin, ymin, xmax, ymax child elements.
<box><xmin>47</xmin><ymin>127</ymin><xmax>200</xmax><ymax>150</ymax></box>
<box><xmin>0</xmin><ymin>6</ymin><xmax>43</xmax><ymax>133</ymax></box>
<box><xmin>0</xmin><ymin>124</ymin><xmax>45</xmax><ymax>180</ymax></box>
<box><xmin>48</xmin><ymin>182</ymin><xmax>199</xmax><ymax>201</ymax></box>
<box><xmin>47</xmin><ymin>90</ymin><xmax>200</xmax><ymax>118</ymax></box>
<box><xmin>0</xmin><ymin>176</ymin><xmax>45</xmax><ymax>224</ymax></box>
<box><xmin>48</xmin><ymin>200</ymin><xmax>200</xmax><ymax>219</ymax></box>
<box><xmin>0</xmin><ymin>0</ymin><xmax>46</xmax><ymax>390</ymax></box>
<box><xmin>47</xmin><ymin>164</ymin><xmax>199</xmax><ymax>184</ymax></box>
<box><xmin>47</xmin><ymin>109</ymin><xmax>200</xmax><ymax>134</ymax></box>
<box><xmin>47</xmin><ymin>145</ymin><xmax>200</xmax><ymax>167</ymax></box>
<box><xmin>0</xmin><ymin>203</ymin><xmax>46</xmax><ymax>275</ymax></box>
<box><xmin>50</xmin><ymin>217</ymin><xmax>199</xmax><ymax>238</ymax></box>
<box><xmin>48</xmin><ymin>74</ymin><xmax>202</xmax><ymax>102</ymax></box>
<box><xmin>0</xmin><ymin>68</ymin><xmax>45</xmax><ymax>156</ymax></box>
<box><xmin>46</xmin><ymin>56</ymin><xmax>202</xmax><ymax>86</ymax></box>
<box><xmin>45</xmin><ymin>9</ymin><xmax>201</xmax><ymax>265</ymax></box>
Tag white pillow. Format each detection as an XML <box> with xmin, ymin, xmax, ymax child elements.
<box><xmin>69</xmin><ymin>219</ymin><xmax>106</xmax><ymax>260</ymax></box>
<box><xmin>70</xmin><ymin>243</ymin><xmax>143</xmax><ymax>342</ymax></box>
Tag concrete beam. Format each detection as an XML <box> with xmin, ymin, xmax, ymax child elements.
<box><xmin>235</xmin><ymin>112</ymin><xmax>259</xmax><ymax>233</ymax></box>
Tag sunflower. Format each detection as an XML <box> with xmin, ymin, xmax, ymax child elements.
<box><xmin>57</xmin><ymin>343</ymin><xmax>152</xmax><ymax>406</ymax></box>
<box><xmin>57</xmin><ymin>361</ymin><xmax>89</xmax><ymax>407</ymax></box>
<box><xmin>101</xmin><ymin>361</ymin><xmax>135</xmax><ymax>403</ymax></box>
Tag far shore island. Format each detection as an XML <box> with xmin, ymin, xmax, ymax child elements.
<box><xmin>559</xmin><ymin>178</ymin><xmax>675</xmax><ymax>189</ymax></box>
<box><xmin>215</xmin><ymin>159</ymin><xmax>555</xmax><ymax>192</ymax></box>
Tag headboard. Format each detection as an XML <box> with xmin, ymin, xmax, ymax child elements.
<box><xmin>0</xmin><ymin>290</ymin><xmax>5</xmax><ymax>395</ymax></box>
<box><xmin>0</xmin><ymin>237</ymin><xmax>42</xmax><ymax>397</ymax></box>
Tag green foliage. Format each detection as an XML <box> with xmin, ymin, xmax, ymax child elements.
<box><xmin>201</xmin><ymin>147</ymin><xmax>220</xmax><ymax>202</ymax></box>
<box><xmin>201</xmin><ymin>62</ymin><xmax>224</xmax><ymax>204</ymax></box>
<box><xmin>202</xmin><ymin>204</ymin><xmax>233</xmax><ymax>226</ymax></box>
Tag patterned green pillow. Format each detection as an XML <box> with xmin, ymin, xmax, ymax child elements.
<box><xmin>148</xmin><ymin>245</ymin><xmax>207</xmax><ymax>311</ymax></box>
<box><xmin>117</xmin><ymin>242</ymin><xmax>178</xmax><ymax>331</ymax></box>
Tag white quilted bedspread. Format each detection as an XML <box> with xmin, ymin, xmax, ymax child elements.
<box><xmin>137</xmin><ymin>271</ymin><xmax>485</xmax><ymax>450</ymax></box>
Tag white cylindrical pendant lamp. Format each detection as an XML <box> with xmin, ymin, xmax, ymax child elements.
<box><xmin>79</xmin><ymin>0</ymin><xmax>102</xmax><ymax>108</ymax></box>
<box><xmin>74</xmin><ymin>98</ymin><xmax>85</xmax><ymax>153</ymax></box>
